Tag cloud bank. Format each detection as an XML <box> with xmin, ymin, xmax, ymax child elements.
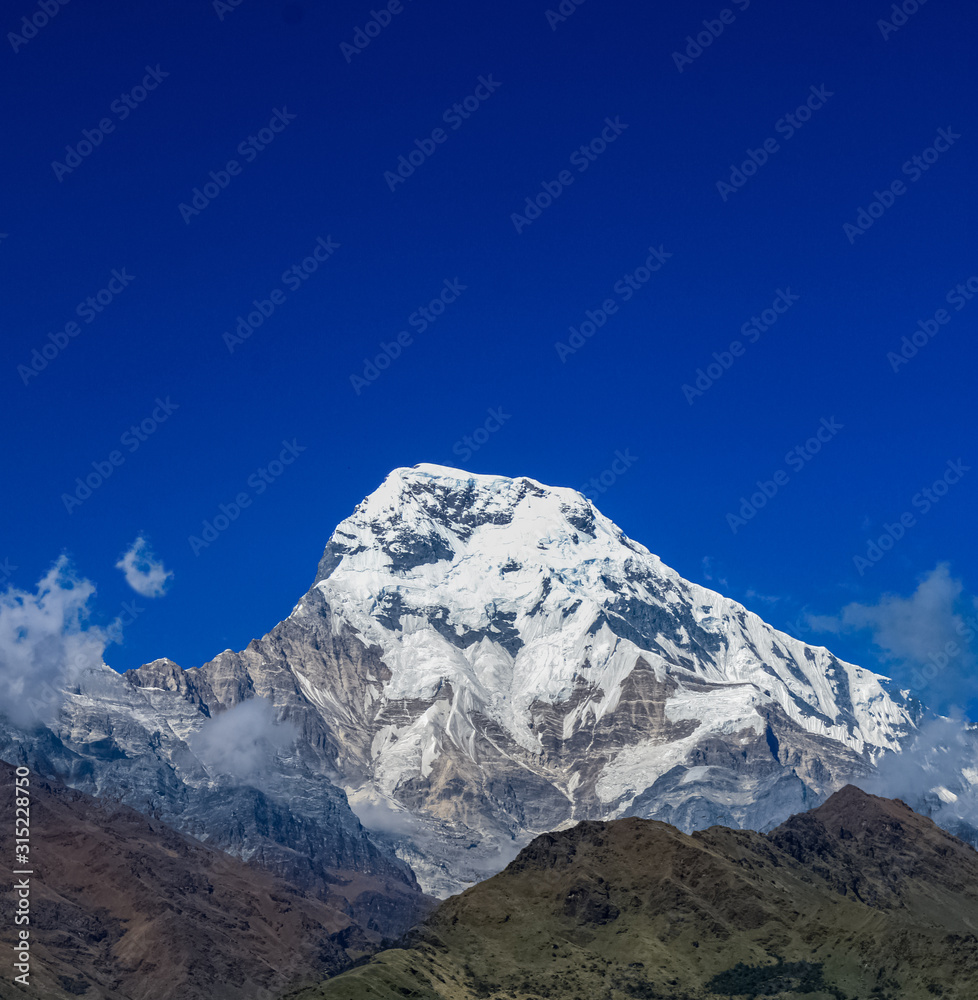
<box><xmin>0</xmin><ymin>557</ymin><xmax>109</xmax><ymax>728</ymax></box>
<box><xmin>860</xmin><ymin>715</ymin><xmax>978</xmax><ymax>834</ymax></box>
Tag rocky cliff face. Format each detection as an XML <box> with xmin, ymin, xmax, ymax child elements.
<box><xmin>0</xmin><ymin>465</ymin><xmax>952</xmax><ymax>901</ymax></box>
<box><xmin>0</xmin><ymin>653</ymin><xmax>428</xmax><ymax>941</ymax></box>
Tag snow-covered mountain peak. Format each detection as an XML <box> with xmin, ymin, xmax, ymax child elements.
<box><xmin>7</xmin><ymin>464</ymin><xmax>940</xmax><ymax>900</ymax></box>
<box><xmin>304</xmin><ymin>465</ymin><xmax>910</xmax><ymax>770</ymax></box>
<box><xmin>316</xmin><ymin>463</ymin><xmax>651</xmax><ymax>577</ymax></box>
<box><xmin>314</xmin><ymin>464</ymin><xmax>615</xmax><ymax>581</ymax></box>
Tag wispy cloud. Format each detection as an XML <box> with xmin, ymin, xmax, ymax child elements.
<box><xmin>115</xmin><ymin>535</ymin><xmax>172</xmax><ymax>598</ymax></box>
<box><xmin>349</xmin><ymin>793</ymin><xmax>421</xmax><ymax>837</ymax></box>
<box><xmin>0</xmin><ymin>557</ymin><xmax>110</xmax><ymax>727</ymax></box>
<box><xmin>701</xmin><ymin>556</ymin><xmax>728</xmax><ymax>589</ymax></box>
<box><xmin>190</xmin><ymin>697</ymin><xmax>298</xmax><ymax>783</ymax></box>
<box><xmin>806</xmin><ymin>563</ymin><xmax>977</xmax><ymax>710</ymax></box>
<box><xmin>861</xmin><ymin>715</ymin><xmax>978</xmax><ymax>833</ymax></box>
<box><xmin>744</xmin><ymin>588</ymin><xmax>782</xmax><ymax>606</ymax></box>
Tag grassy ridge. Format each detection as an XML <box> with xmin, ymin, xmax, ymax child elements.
<box><xmin>284</xmin><ymin>787</ymin><xmax>978</xmax><ymax>1000</ymax></box>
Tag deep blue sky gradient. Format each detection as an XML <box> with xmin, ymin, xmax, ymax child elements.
<box><xmin>2</xmin><ymin>0</ymin><xmax>976</xmax><ymax>714</ymax></box>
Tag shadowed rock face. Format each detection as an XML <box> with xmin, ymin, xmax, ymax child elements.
<box><xmin>769</xmin><ymin>783</ymin><xmax>978</xmax><ymax>912</ymax></box>
<box><xmin>0</xmin><ymin>760</ymin><xmax>422</xmax><ymax>1000</ymax></box>
<box><xmin>286</xmin><ymin>788</ymin><xmax>978</xmax><ymax>1000</ymax></box>
<box><xmin>0</xmin><ymin>594</ymin><xmax>430</xmax><ymax>944</ymax></box>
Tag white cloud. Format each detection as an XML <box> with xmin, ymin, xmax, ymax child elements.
<box><xmin>190</xmin><ymin>697</ymin><xmax>298</xmax><ymax>783</ymax></box>
<box><xmin>861</xmin><ymin>715</ymin><xmax>978</xmax><ymax>831</ymax></box>
<box><xmin>838</xmin><ymin>564</ymin><xmax>966</xmax><ymax>664</ymax></box>
<box><xmin>806</xmin><ymin>563</ymin><xmax>977</xmax><ymax>709</ymax></box>
<box><xmin>0</xmin><ymin>557</ymin><xmax>110</xmax><ymax>728</ymax></box>
<box><xmin>349</xmin><ymin>794</ymin><xmax>421</xmax><ymax>837</ymax></box>
<box><xmin>115</xmin><ymin>536</ymin><xmax>172</xmax><ymax>598</ymax></box>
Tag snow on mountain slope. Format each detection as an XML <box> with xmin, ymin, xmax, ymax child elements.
<box><xmin>313</xmin><ymin>465</ymin><xmax>907</xmax><ymax>755</ymax></box>
<box><xmin>283</xmin><ymin>465</ymin><xmax>917</xmax><ymax>892</ymax></box>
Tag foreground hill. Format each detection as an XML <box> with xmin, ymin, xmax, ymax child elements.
<box><xmin>287</xmin><ymin>785</ymin><xmax>978</xmax><ymax>1000</ymax></box>
<box><xmin>0</xmin><ymin>761</ymin><xmax>425</xmax><ymax>1000</ymax></box>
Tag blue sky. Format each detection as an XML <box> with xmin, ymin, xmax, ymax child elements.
<box><xmin>2</xmin><ymin>0</ymin><xmax>976</xmax><ymax>716</ymax></box>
